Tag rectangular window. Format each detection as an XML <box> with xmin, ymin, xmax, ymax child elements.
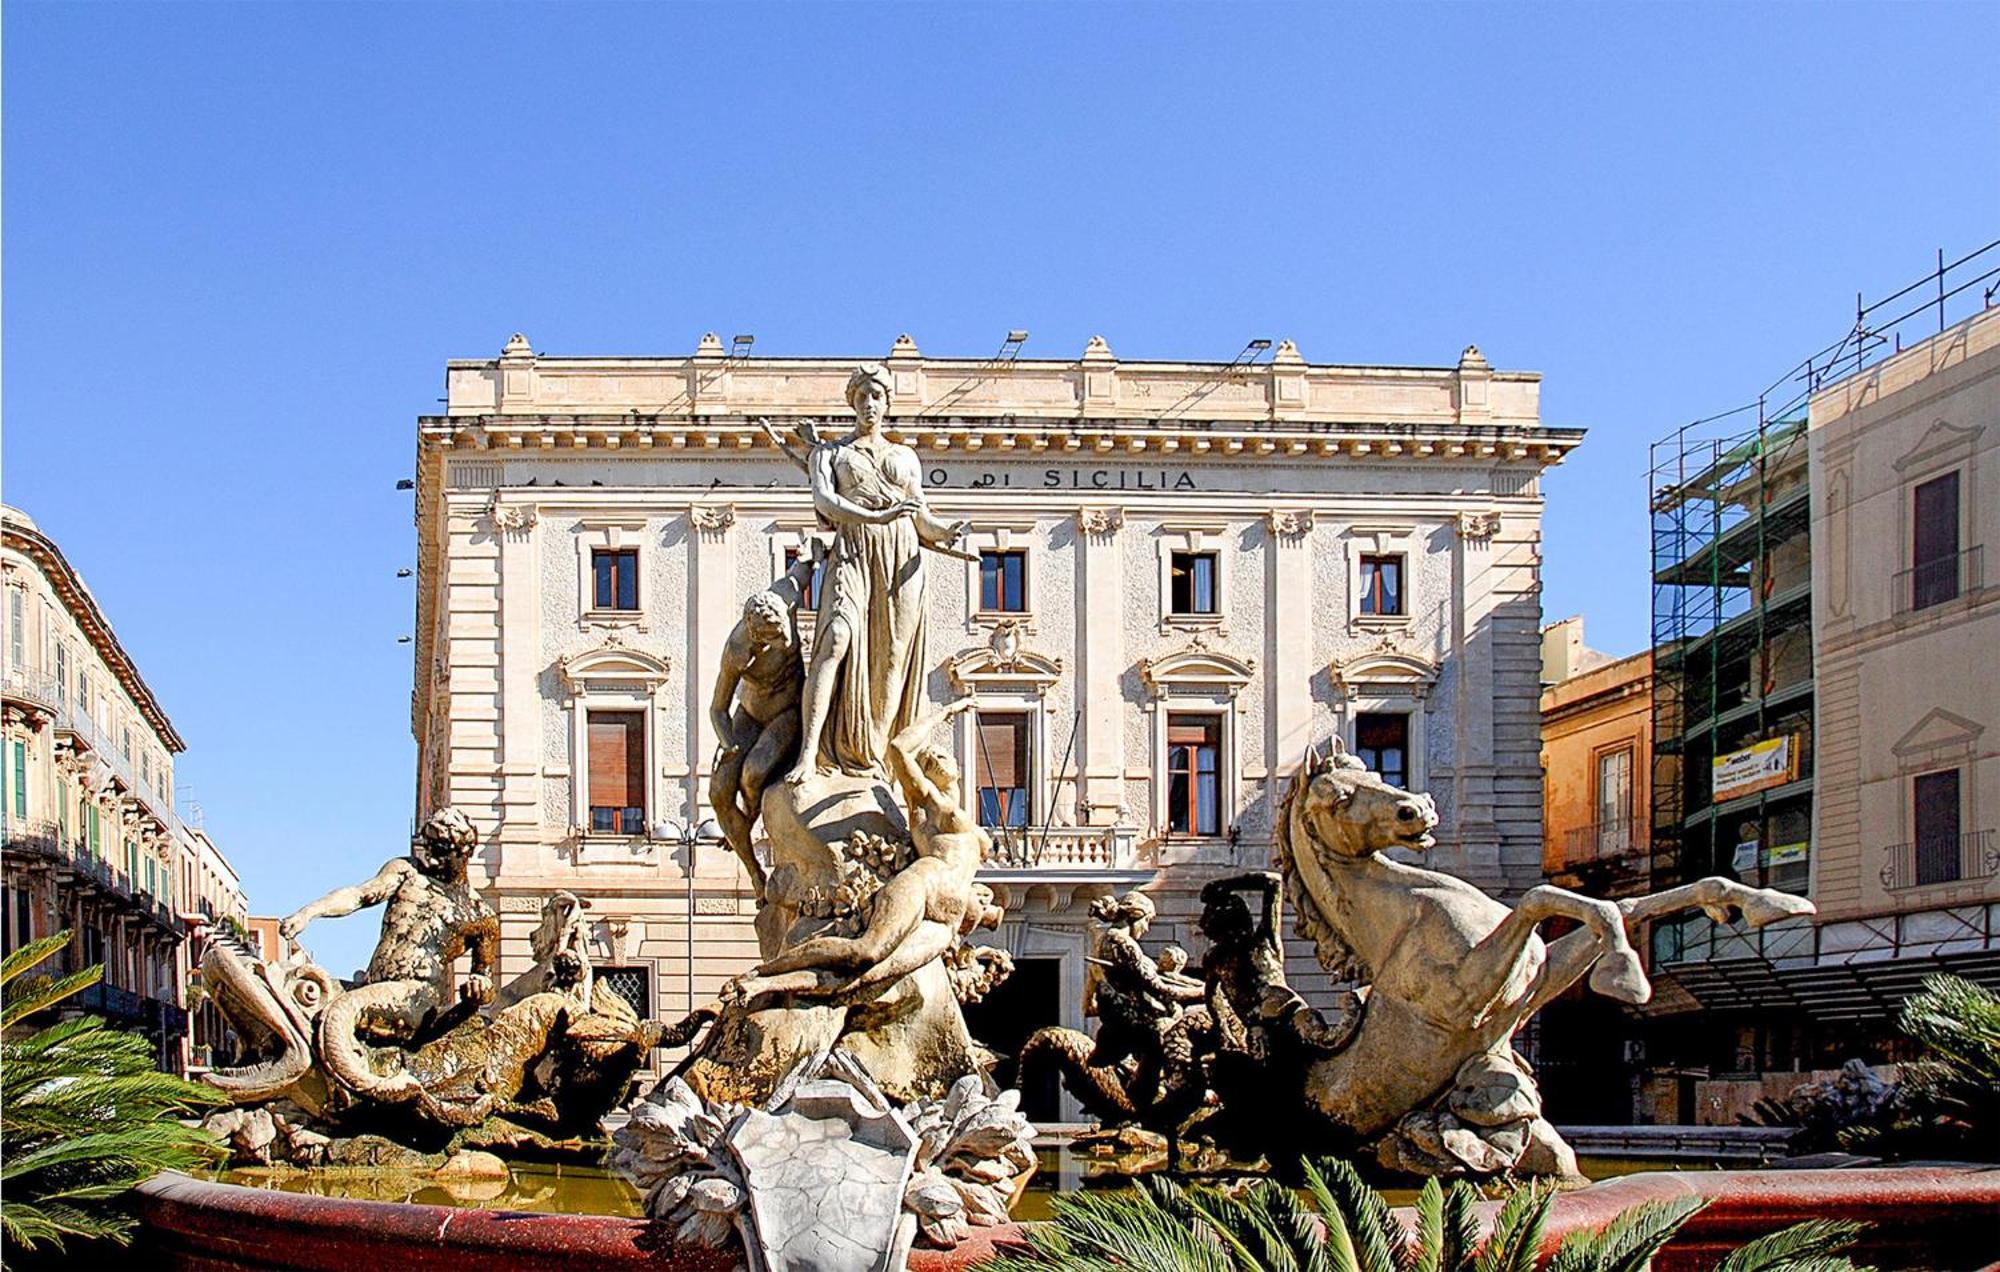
<box><xmin>145</xmin><ymin>858</ymin><xmax>157</xmax><ymax>897</ymax></box>
<box><xmin>11</xmin><ymin>740</ymin><xmax>24</xmax><ymax>819</ymax></box>
<box><xmin>587</xmin><ymin>710</ymin><xmax>646</xmax><ymax>835</ymax></box>
<box><xmin>1169</xmin><ymin>552</ymin><xmax>1218</xmax><ymax>616</ymax></box>
<box><xmin>142</xmin><ymin>751</ymin><xmax>152</xmax><ymax>790</ymax></box>
<box><xmin>1911</xmin><ymin>471</ymin><xmax>1961</xmax><ymax>610</ymax></box>
<box><xmin>592</xmin><ymin>548</ymin><xmax>640</xmax><ymax>611</ymax></box>
<box><xmin>1595</xmin><ymin>748</ymin><xmax>1633</xmax><ymax>856</ymax></box>
<box><xmin>123</xmin><ymin>726</ymin><xmax>134</xmax><ymax>762</ymax></box>
<box><xmin>974</xmin><ymin>712</ymin><xmax>1031</xmax><ymax>829</ymax></box>
<box><xmin>1166</xmin><ymin>714</ymin><xmax>1222</xmax><ymax>836</ymax></box>
<box><xmin>979</xmin><ymin>551</ymin><xmax>1028</xmax><ymax>613</ymax></box>
<box><xmin>87</xmin><ymin>801</ymin><xmax>100</xmax><ymax>855</ymax></box>
<box><xmin>58</xmin><ymin>783</ymin><xmax>69</xmax><ymax>844</ymax></box>
<box><xmin>55</xmin><ymin>643</ymin><xmax>69</xmax><ymax>710</ymax></box>
<box><xmin>77</xmin><ymin>671</ymin><xmax>91</xmax><ymax>719</ymax></box>
<box><xmin>1360</xmin><ymin>554</ymin><xmax>1405</xmax><ymax>617</ymax></box>
<box><xmin>10</xmin><ymin>886</ymin><xmax>30</xmax><ymax>956</ymax></box>
<box><xmin>1914</xmin><ymin>769</ymin><xmax>1962</xmax><ymax>886</ymax></box>
<box><xmin>7</xmin><ymin>589</ymin><xmax>22</xmax><ymax>670</ymax></box>
<box><xmin>1355</xmin><ymin>712</ymin><xmax>1410</xmax><ymax>790</ymax></box>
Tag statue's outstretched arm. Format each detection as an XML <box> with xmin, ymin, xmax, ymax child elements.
<box><xmin>887</xmin><ymin>698</ymin><xmax>977</xmax><ymax>815</ymax></box>
<box><xmin>281</xmin><ymin>860</ymin><xmax>411</xmax><ymax>937</ymax></box>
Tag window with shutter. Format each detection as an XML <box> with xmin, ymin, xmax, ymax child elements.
<box><xmin>975</xmin><ymin>712</ymin><xmax>1030</xmax><ymax>829</ymax></box>
<box><xmin>979</xmin><ymin>551</ymin><xmax>1028</xmax><ymax>613</ymax></box>
<box><xmin>587</xmin><ymin>710</ymin><xmax>647</xmax><ymax>835</ymax></box>
<box><xmin>1166</xmin><ymin>715</ymin><xmax>1222</xmax><ymax>835</ymax></box>
<box><xmin>1914</xmin><ymin>769</ymin><xmax>1962</xmax><ymax>886</ymax></box>
<box><xmin>1359</xmin><ymin>555</ymin><xmax>1405</xmax><ymax>616</ymax></box>
<box><xmin>1911</xmin><ymin>472</ymin><xmax>1960</xmax><ymax>609</ymax></box>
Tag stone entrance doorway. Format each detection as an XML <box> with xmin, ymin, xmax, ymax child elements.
<box><xmin>963</xmin><ymin>956</ymin><xmax>1062</xmax><ymax>1121</ymax></box>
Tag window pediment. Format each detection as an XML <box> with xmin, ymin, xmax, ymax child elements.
<box><xmin>1332</xmin><ymin>642</ymin><xmax>1440</xmax><ymax>699</ymax></box>
<box><xmin>946</xmin><ymin>626</ymin><xmax>1063</xmax><ymax>694</ymax></box>
<box><xmin>558</xmin><ymin>640</ymin><xmax>672</xmax><ymax>693</ymax></box>
<box><xmin>1140</xmin><ymin>638</ymin><xmax>1255</xmax><ymax>699</ymax></box>
<box><xmin>1893</xmin><ymin>418</ymin><xmax>1982</xmax><ymax>473</ymax></box>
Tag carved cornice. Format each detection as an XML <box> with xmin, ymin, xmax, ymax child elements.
<box><xmin>556</xmin><ymin>641</ymin><xmax>673</xmax><ymax>694</ymax></box>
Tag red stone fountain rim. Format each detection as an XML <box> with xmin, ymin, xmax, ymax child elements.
<box><xmin>135</xmin><ymin>1165</ymin><xmax>2000</xmax><ymax>1272</ymax></box>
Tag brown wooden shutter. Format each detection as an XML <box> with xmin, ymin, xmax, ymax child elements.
<box><xmin>978</xmin><ymin>715</ymin><xmax>1025</xmax><ymax>790</ymax></box>
<box><xmin>588</xmin><ymin>712</ymin><xmax>645</xmax><ymax>809</ymax></box>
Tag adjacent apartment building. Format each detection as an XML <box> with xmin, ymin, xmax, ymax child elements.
<box><xmin>412</xmin><ymin>333</ymin><xmax>1582</xmax><ymax>1096</ymax></box>
<box><xmin>1631</xmin><ymin>301</ymin><xmax>1999</xmax><ymax>1124</ymax></box>
<box><xmin>1</xmin><ymin>505</ymin><xmax>246</xmax><ymax>1073</ymax></box>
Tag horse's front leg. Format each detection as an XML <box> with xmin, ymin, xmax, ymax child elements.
<box><xmin>1617</xmin><ymin>877</ymin><xmax>1815</xmax><ymax>932</ymax></box>
<box><xmin>1457</xmin><ymin>887</ymin><xmax>1646</xmax><ymax>1028</ymax></box>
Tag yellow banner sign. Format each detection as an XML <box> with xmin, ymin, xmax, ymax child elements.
<box><xmin>1712</xmin><ymin>736</ymin><xmax>1799</xmax><ymax>802</ymax></box>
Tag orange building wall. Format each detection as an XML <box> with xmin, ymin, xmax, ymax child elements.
<box><xmin>1540</xmin><ymin>651</ymin><xmax>1652</xmax><ymax>887</ymax></box>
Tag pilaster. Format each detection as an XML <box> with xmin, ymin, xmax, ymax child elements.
<box><xmin>1075</xmin><ymin>507</ymin><xmax>1126</xmax><ymax>822</ymax></box>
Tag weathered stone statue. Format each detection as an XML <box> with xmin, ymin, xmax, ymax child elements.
<box><xmin>199</xmin><ymin>812</ymin><xmax>684</xmax><ymax>1160</ymax></box>
<box><xmin>1272</xmin><ymin>738</ymin><xmax>1815</xmax><ymax>1177</ymax></box>
<box><xmin>674</xmin><ymin>364</ymin><xmax>997</xmax><ymax>1110</ymax></box>
<box><xmin>709</xmin><ymin>551</ymin><xmax>815</xmax><ymax>899</ymax></box>
<box><xmin>1019</xmin><ymin>891</ymin><xmax>1211</xmax><ymax>1140</ymax></box>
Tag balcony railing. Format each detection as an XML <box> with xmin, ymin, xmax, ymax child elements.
<box><xmin>981</xmin><ymin>824</ymin><xmax>1142</xmax><ymax>872</ymax></box>
<box><xmin>2</xmin><ymin>667</ymin><xmax>64</xmax><ymax>715</ymax></box>
<box><xmin>1895</xmin><ymin>544</ymin><xmax>1984</xmax><ymax>615</ymax></box>
<box><xmin>1881</xmin><ymin>829</ymin><xmax>1998</xmax><ymax>891</ymax></box>
<box><xmin>1560</xmin><ymin>817</ymin><xmax>1647</xmax><ymax>863</ymax></box>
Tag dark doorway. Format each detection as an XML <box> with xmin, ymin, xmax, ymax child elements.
<box><xmin>963</xmin><ymin>956</ymin><xmax>1063</xmax><ymax>1121</ymax></box>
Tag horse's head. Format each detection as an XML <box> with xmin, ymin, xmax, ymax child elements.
<box><xmin>1295</xmin><ymin>737</ymin><xmax>1439</xmax><ymax>859</ymax></box>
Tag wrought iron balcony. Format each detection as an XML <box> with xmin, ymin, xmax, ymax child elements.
<box><xmin>1</xmin><ymin>817</ymin><xmax>64</xmax><ymax>864</ymax></box>
<box><xmin>1895</xmin><ymin>544</ymin><xmax>1984</xmax><ymax>615</ymax></box>
<box><xmin>1881</xmin><ymin>829</ymin><xmax>1998</xmax><ymax>891</ymax></box>
<box><xmin>1560</xmin><ymin>817</ymin><xmax>1648</xmax><ymax>863</ymax></box>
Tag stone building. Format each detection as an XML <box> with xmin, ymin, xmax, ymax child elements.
<box><xmin>411</xmin><ymin>334</ymin><xmax>1581</xmax><ymax>1094</ymax></box>
<box><xmin>1</xmin><ymin>505</ymin><xmax>243</xmax><ymax>1073</ymax></box>
<box><xmin>1634</xmin><ymin>303</ymin><xmax>1999</xmax><ymax>1126</ymax></box>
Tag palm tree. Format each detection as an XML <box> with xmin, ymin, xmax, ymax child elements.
<box><xmin>978</xmin><ymin>1156</ymin><xmax>1865</xmax><ymax>1272</ymax></box>
<box><xmin>2</xmin><ymin>930</ymin><xmax>225</xmax><ymax>1264</ymax></box>
<box><xmin>1851</xmin><ymin>973</ymin><xmax>2000</xmax><ymax>1162</ymax></box>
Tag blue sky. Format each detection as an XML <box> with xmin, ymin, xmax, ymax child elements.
<box><xmin>5</xmin><ymin>2</ymin><xmax>1994</xmax><ymax>977</ymax></box>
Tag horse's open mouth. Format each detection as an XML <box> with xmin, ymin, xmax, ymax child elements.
<box><xmin>1397</xmin><ymin>831</ymin><xmax>1436</xmax><ymax>851</ymax></box>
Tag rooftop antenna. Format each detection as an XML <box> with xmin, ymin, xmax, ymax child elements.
<box><xmin>731</xmin><ymin>334</ymin><xmax>756</xmax><ymax>358</ymax></box>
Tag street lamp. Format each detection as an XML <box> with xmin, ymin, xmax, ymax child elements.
<box><xmin>655</xmin><ymin>816</ymin><xmax>724</xmax><ymax>1016</ymax></box>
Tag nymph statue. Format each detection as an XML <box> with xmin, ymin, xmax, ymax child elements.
<box><xmin>779</xmin><ymin>363</ymin><xmax>968</xmax><ymax>782</ymax></box>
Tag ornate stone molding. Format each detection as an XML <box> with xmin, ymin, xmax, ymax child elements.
<box><xmin>1139</xmin><ymin>633</ymin><xmax>1256</xmax><ymax>700</ymax></box>
<box><xmin>485</xmin><ymin>492</ymin><xmax>538</xmax><ymax>535</ymax></box>
<box><xmin>1331</xmin><ymin>636</ymin><xmax>1441</xmax><ymax>700</ymax></box>
<box><xmin>1075</xmin><ymin>507</ymin><xmax>1125</xmax><ymax>539</ymax></box>
<box><xmin>690</xmin><ymin>504</ymin><xmax>737</xmax><ymax>538</ymax></box>
<box><xmin>1265</xmin><ymin>508</ymin><xmax>1317</xmax><ymax>540</ymax></box>
<box><xmin>602</xmin><ymin>916</ymin><xmax>634</xmax><ymax>965</ymax></box>
<box><xmin>1456</xmin><ymin>510</ymin><xmax>1502</xmax><ymax>542</ymax></box>
<box><xmin>556</xmin><ymin>641</ymin><xmax>673</xmax><ymax>696</ymax></box>
<box><xmin>946</xmin><ymin>627</ymin><xmax>1064</xmax><ymax>695</ymax></box>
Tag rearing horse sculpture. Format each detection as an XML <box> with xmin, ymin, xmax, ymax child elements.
<box><xmin>1277</xmin><ymin>739</ymin><xmax>1814</xmax><ymax>1176</ymax></box>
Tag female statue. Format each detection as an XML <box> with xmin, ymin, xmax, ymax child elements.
<box><xmin>772</xmin><ymin>364</ymin><xmax>967</xmax><ymax>783</ymax></box>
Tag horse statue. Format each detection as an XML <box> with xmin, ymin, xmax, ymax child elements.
<box><xmin>1276</xmin><ymin>738</ymin><xmax>1814</xmax><ymax>1177</ymax></box>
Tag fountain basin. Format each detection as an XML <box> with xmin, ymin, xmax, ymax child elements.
<box><xmin>136</xmin><ymin>1164</ymin><xmax>2000</xmax><ymax>1271</ymax></box>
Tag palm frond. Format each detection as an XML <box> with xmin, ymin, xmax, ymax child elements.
<box><xmin>1405</xmin><ymin>1177</ymin><xmax>1445</xmax><ymax>1272</ymax></box>
<box><xmin>1302</xmin><ymin>1157</ymin><xmax>1402</xmax><ymax>1272</ymax></box>
<box><xmin>1710</xmin><ymin>1219</ymin><xmax>1866</xmax><ymax>1272</ymax></box>
<box><xmin>1475</xmin><ymin>1183</ymin><xmax>1555</xmax><ymax>1272</ymax></box>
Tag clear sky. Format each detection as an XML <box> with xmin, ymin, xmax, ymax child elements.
<box><xmin>5</xmin><ymin>2</ymin><xmax>1994</xmax><ymax>977</ymax></box>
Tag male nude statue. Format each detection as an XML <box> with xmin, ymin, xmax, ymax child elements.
<box><xmin>724</xmin><ymin>697</ymin><xmax>1003</xmax><ymax>1007</ymax></box>
<box><xmin>708</xmin><ymin>549</ymin><xmax>816</xmax><ymax>899</ymax></box>
<box><xmin>280</xmin><ymin>807</ymin><xmax>500</xmax><ymax>1104</ymax></box>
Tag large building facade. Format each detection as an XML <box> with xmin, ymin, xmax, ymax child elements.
<box><xmin>412</xmin><ymin>334</ymin><xmax>1581</xmax><ymax>1092</ymax></box>
<box><xmin>1</xmin><ymin>505</ymin><xmax>244</xmax><ymax>1073</ymax></box>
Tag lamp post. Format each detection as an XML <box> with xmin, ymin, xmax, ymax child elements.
<box><xmin>656</xmin><ymin>815</ymin><xmax>724</xmax><ymax>1017</ymax></box>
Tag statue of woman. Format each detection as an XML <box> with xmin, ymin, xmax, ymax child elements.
<box><xmin>776</xmin><ymin>364</ymin><xmax>966</xmax><ymax>783</ymax></box>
